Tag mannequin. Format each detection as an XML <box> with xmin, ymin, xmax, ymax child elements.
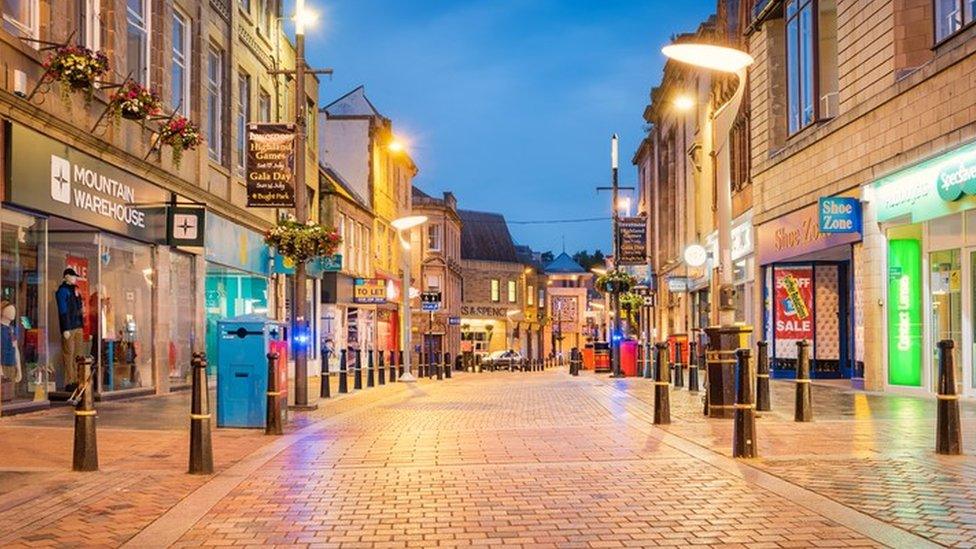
<box><xmin>0</xmin><ymin>300</ymin><xmax>23</xmax><ymax>386</ymax></box>
<box><xmin>55</xmin><ymin>267</ymin><xmax>85</xmax><ymax>389</ymax></box>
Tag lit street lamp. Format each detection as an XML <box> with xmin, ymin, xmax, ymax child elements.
<box><xmin>392</xmin><ymin>213</ymin><xmax>428</xmax><ymax>382</ymax></box>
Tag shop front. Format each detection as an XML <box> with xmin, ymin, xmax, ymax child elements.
<box><xmin>757</xmin><ymin>198</ymin><xmax>861</xmax><ymax>380</ymax></box>
<box><xmin>868</xmin><ymin>140</ymin><xmax>976</xmax><ymax>395</ymax></box>
<box><xmin>460</xmin><ymin>304</ymin><xmax>513</xmax><ymax>360</ymax></box>
<box><xmin>321</xmin><ymin>276</ymin><xmax>400</xmax><ymax>372</ymax></box>
<box><xmin>1</xmin><ymin>122</ymin><xmax>198</xmax><ymax>412</ymax></box>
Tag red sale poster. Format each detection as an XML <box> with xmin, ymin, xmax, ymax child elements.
<box><xmin>774</xmin><ymin>267</ymin><xmax>814</xmax><ymax>342</ymax></box>
<box><xmin>65</xmin><ymin>256</ymin><xmax>92</xmax><ymax>340</ymax></box>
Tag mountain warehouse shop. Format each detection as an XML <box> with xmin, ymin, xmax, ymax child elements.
<box><xmin>868</xmin><ymin>139</ymin><xmax>976</xmax><ymax>396</ymax></box>
<box><xmin>0</xmin><ymin>121</ymin><xmax>203</xmax><ymax>414</ymax></box>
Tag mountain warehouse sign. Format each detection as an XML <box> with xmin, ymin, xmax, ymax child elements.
<box><xmin>6</xmin><ymin>123</ymin><xmax>168</xmax><ymax>241</ymax></box>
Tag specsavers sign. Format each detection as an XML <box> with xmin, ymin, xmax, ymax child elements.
<box><xmin>5</xmin><ymin>123</ymin><xmax>168</xmax><ymax>241</ymax></box>
<box><xmin>872</xmin><ymin>140</ymin><xmax>976</xmax><ymax>223</ymax></box>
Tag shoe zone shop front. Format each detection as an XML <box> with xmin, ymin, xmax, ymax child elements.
<box><xmin>0</xmin><ymin>122</ymin><xmax>204</xmax><ymax>414</ymax></box>
<box><xmin>869</xmin><ymin>140</ymin><xmax>976</xmax><ymax>396</ymax></box>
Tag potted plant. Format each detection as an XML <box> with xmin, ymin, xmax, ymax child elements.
<box><xmin>111</xmin><ymin>81</ymin><xmax>161</xmax><ymax>120</ymax></box>
<box><xmin>43</xmin><ymin>45</ymin><xmax>109</xmax><ymax>101</ymax></box>
<box><xmin>264</xmin><ymin>217</ymin><xmax>342</xmax><ymax>263</ymax></box>
<box><xmin>158</xmin><ymin>115</ymin><xmax>203</xmax><ymax>167</ymax></box>
<box><xmin>596</xmin><ymin>270</ymin><xmax>637</xmax><ymax>294</ymax></box>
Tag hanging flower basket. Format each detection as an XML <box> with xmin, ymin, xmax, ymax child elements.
<box><xmin>158</xmin><ymin>115</ymin><xmax>202</xmax><ymax>167</ymax></box>
<box><xmin>596</xmin><ymin>270</ymin><xmax>637</xmax><ymax>294</ymax></box>
<box><xmin>264</xmin><ymin>217</ymin><xmax>342</xmax><ymax>264</ymax></box>
<box><xmin>43</xmin><ymin>45</ymin><xmax>109</xmax><ymax>100</ymax></box>
<box><xmin>111</xmin><ymin>81</ymin><xmax>161</xmax><ymax>120</ymax></box>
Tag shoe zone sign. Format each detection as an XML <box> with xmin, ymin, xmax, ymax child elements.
<box><xmin>818</xmin><ymin>197</ymin><xmax>861</xmax><ymax>234</ymax></box>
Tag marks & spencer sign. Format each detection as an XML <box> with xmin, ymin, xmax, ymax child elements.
<box><xmin>5</xmin><ymin>123</ymin><xmax>167</xmax><ymax>241</ymax></box>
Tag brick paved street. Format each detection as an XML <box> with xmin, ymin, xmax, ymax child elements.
<box><xmin>2</xmin><ymin>369</ymin><xmax>975</xmax><ymax>547</ymax></box>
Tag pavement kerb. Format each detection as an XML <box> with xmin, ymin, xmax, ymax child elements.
<box><xmin>589</xmin><ymin>375</ymin><xmax>941</xmax><ymax>549</ymax></box>
<box><xmin>121</xmin><ymin>380</ymin><xmax>433</xmax><ymax>548</ymax></box>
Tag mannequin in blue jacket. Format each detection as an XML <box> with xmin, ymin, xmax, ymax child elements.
<box><xmin>55</xmin><ymin>268</ymin><xmax>85</xmax><ymax>389</ymax></box>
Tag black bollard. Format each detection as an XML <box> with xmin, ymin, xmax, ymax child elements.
<box><xmin>431</xmin><ymin>352</ymin><xmax>439</xmax><ymax>379</ymax></box>
<box><xmin>653</xmin><ymin>343</ymin><xmax>670</xmax><ymax>425</ymax></box>
<box><xmin>701</xmin><ymin>348</ymin><xmax>709</xmax><ymax>416</ymax></box>
<box><xmin>72</xmin><ymin>356</ymin><xmax>98</xmax><ymax>472</ymax></box>
<box><xmin>389</xmin><ymin>350</ymin><xmax>397</xmax><ymax>382</ymax></box>
<box><xmin>794</xmin><ymin>340</ymin><xmax>812</xmax><ymax>422</ymax></box>
<box><xmin>418</xmin><ymin>352</ymin><xmax>427</xmax><ymax>378</ymax></box>
<box><xmin>367</xmin><ymin>349</ymin><xmax>375</xmax><ymax>388</ymax></box>
<box><xmin>339</xmin><ymin>350</ymin><xmax>349</xmax><ymax>393</ymax></box>
<box><xmin>732</xmin><ymin>348</ymin><xmax>757</xmax><ymax>458</ymax></box>
<box><xmin>265</xmin><ymin>351</ymin><xmax>283</xmax><ymax>435</ymax></box>
<box><xmin>936</xmin><ymin>340</ymin><xmax>962</xmax><ymax>455</ymax></box>
<box><xmin>445</xmin><ymin>352</ymin><xmax>452</xmax><ymax>379</ymax></box>
<box><xmin>354</xmin><ymin>349</ymin><xmax>363</xmax><ymax>390</ymax></box>
<box><xmin>320</xmin><ymin>348</ymin><xmax>331</xmax><ymax>399</ymax></box>
<box><xmin>688</xmin><ymin>341</ymin><xmax>699</xmax><ymax>392</ymax></box>
<box><xmin>756</xmin><ymin>341</ymin><xmax>771</xmax><ymax>412</ymax></box>
<box><xmin>378</xmin><ymin>350</ymin><xmax>386</xmax><ymax>385</ymax></box>
<box><xmin>398</xmin><ymin>350</ymin><xmax>405</xmax><ymax>379</ymax></box>
<box><xmin>436</xmin><ymin>352</ymin><xmax>444</xmax><ymax>380</ymax></box>
<box><xmin>188</xmin><ymin>352</ymin><xmax>214</xmax><ymax>474</ymax></box>
<box><xmin>674</xmin><ymin>343</ymin><xmax>685</xmax><ymax>388</ymax></box>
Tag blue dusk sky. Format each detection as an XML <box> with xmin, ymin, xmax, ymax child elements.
<box><xmin>296</xmin><ymin>0</ymin><xmax>716</xmax><ymax>254</ymax></box>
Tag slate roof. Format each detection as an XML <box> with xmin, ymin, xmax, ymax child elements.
<box><xmin>321</xmin><ymin>85</ymin><xmax>381</xmax><ymax>117</ymax></box>
<box><xmin>544</xmin><ymin>252</ymin><xmax>587</xmax><ymax>274</ymax></box>
<box><xmin>459</xmin><ymin>210</ymin><xmax>518</xmax><ymax>263</ymax></box>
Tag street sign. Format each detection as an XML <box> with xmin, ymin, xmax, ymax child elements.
<box><xmin>667</xmin><ymin>277</ymin><xmax>688</xmax><ymax>292</ymax></box>
<box><xmin>421</xmin><ymin>290</ymin><xmax>442</xmax><ymax>312</ymax></box>
<box><xmin>448</xmin><ymin>316</ymin><xmax>461</xmax><ymax>326</ymax></box>
<box><xmin>422</xmin><ymin>301</ymin><xmax>440</xmax><ymax>312</ymax></box>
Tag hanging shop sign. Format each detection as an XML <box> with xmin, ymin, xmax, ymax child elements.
<box><xmin>353</xmin><ymin>278</ymin><xmax>387</xmax><ymax>304</ymax></box>
<box><xmin>705</xmin><ymin>214</ymin><xmax>754</xmax><ymax>265</ymax></box>
<box><xmin>818</xmin><ymin>197</ymin><xmax>861</xmax><ymax>234</ymax></box>
<box><xmin>773</xmin><ymin>267</ymin><xmax>814</xmax><ymax>342</ymax></box>
<box><xmin>5</xmin><ymin>122</ymin><xmax>168</xmax><ymax>242</ymax></box>
<box><xmin>757</xmin><ymin>202</ymin><xmax>860</xmax><ymax>265</ymax></box>
<box><xmin>666</xmin><ymin>276</ymin><xmax>688</xmax><ymax>292</ymax></box>
<box><xmin>204</xmin><ymin>212</ymin><xmax>271</xmax><ymax>276</ymax></box>
<box><xmin>617</xmin><ymin>217</ymin><xmax>647</xmax><ymax>265</ymax></box>
<box><xmin>246</xmin><ymin>123</ymin><xmax>296</xmax><ymax>208</ymax></box>
<box><xmin>272</xmin><ymin>254</ymin><xmax>342</xmax><ymax>277</ymax></box>
<box><xmin>168</xmin><ymin>205</ymin><xmax>206</xmax><ymax>247</ymax></box>
<box><xmin>872</xmin><ymin>140</ymin><xmax>976</xmax><ymax>223</ymax></box>
<box><xmin>887</xmin><ymin>239</ymin><xmax>923</xmax><ymax>387</ymax></box>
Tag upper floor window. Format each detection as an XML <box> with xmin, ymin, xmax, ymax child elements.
<box><xmin>3</xmin><ymin>0</ymin><xmax>37</xmax><ymax>39</ymax></box>
<box><xmin>507</xmin><ymin>280</ymin><xmax>516</xmax><ymax>303</ymax></box>
<box><xmin>236</xmin><ymin>71</ymin><xmax>251</xmax><ymax>172</ymax></box>
<box><xmin>936</xmin><ymin>0</ymin><xmax>974</xmax><ymax>41</ymax></box>
<box><xmin>490</xmin><ymin>279</ymin><xmax>500</xmax><ymax>302</ymax></box>
<box><xmin>426</xmin><ymin>274</ymin><xmax>442</xmax><ymax>291</ymax></box>
<box><xmin>78</xmin><ymin>0</ymin><xmax>101</xmax><ymax>49</ymax></box>
<box><xmin>527</xmin><ymin>285</ymin><xmax>535</xmax><ymax>306</ymax></box>
<box><xmin>171</xmin><ymin>10</ymin><xmax>190</xmax><ymax>115</ymax></box>
<box><xmin>258</xmin><ymin>89</ymin><xmax>272</xmax><ymax>122</ymax></box>
<box><xmin>126</xmin><ymin>0</ymin><xmax>150</xmax><ymax>85</ymax></box>
<box><xmin>785</xmin><ymin>0</ymin><xmax>838</xmax><ymax>135</ymax></box>
<box><xmin>206</xmin><ymin>45</ymin><xmax>224</xmax><ymax>163</ymax></box>
<box><xmin>427</xmin><ymin>223</ymin><xmax>442</xmax><ymax>252</ymax></box>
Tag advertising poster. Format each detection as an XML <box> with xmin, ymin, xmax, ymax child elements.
<box><xmin>617</xmin><ymin>217</ymin><xmax>647</xmax><ymax>265</ymax></box>
<box><xmin>65</xmin><ymin>256</ymin><xmax>92</xmax><ymax>340</ymax></box>
<box><xmin>887</xmin><ymin>239</ymin><xmax>923</xmax><ymax>386</ymax></box>
<box><xmin>773</xmin><ymin>267</ymin><xmax>814</xmax><ymax>344</ymax></box>
<box><xmin>246</xmin><ymin>123</ymin><xmax>296</xmax><ymax>207</ymax></box>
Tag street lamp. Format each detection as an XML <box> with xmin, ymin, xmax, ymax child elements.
<box><xmin>392</xmin><ymin>214</ymin><xmax>428</xmax><ymax>382</ymax></box>
<box><xmin>673</xmin><ymin>94</ymin><xmax>695</xmax><ymax>112</ymax></box>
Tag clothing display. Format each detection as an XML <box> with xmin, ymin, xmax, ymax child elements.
<box><xmin>55</xmin><ymin>281</ymin><xmax>84</xmax><ymax>333</ymax></box>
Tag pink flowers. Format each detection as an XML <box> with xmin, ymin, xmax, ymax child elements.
<box><xmin>111</xmin><ymin>81</ymin><xmax>161</xmax><ymax>120</ymax></box>
<box><xmin>159</xmin><ymin>115</ymin><xmax>203</xmax><ymax>167</ymax></box>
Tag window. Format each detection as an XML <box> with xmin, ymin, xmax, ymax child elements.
<box><xmin>527</xmin><ymin>285</ymin><xmax>535</xmax><ymax>306</ymax></box>
<box><xmin>206</xmin><ymin>45</ymin><xmax>224</xmax><ymax>162</ymax></box>
<box><xmin>538</xmin><ymin>288</ymin><xmax>545</xmax><ymax>308</ymax></box>
<box><xmin>236</xmin><ymin>71</ymin><xmax>251</xmax><ymax>172</ymax></box>
<box><xmin>508</xmin><ymin>280</ymin><xmax>516</xmax><ymax>303</ymax></box>
<box><xmin>258</xmin><ymin>89</ymin><xmax>272</xmax><ymax>122</ymax></box>
<box><xmin>338</xmin><ymin>213</ymin><xmax>347</xmax><ymax>269</ymax></box>
<box><xmin>78</xmin><ymin>0</ymin><xmax>101</xmax><ymax>49</ymax></box>
<box><xmin>171</xmin><ymin>10</ymin><xmax>190</xmax><ymax>115</ymax></box>
<box><xmin>239</xmin><ymin>0</ymin><xmax>250</xmax><ymax>14</ymax></box>
<box><xmin>3</xmin><ymin>0</ymin><xmax>36</xmax><ymax>38</ymax></box>
<box><xmin>256</xmin><ymin>0</ymin><xmax>270</xmax><ymax>35</ymax></box>
<box><xmin>426</xmin><ymin>274</ymin><xmax>442</xmax><ymax>291</ymax></box>
<box><xmin>490</xmin><ymin>279</ymin><xmax>500</xmax><ymax>302</ymax></box>
<box><xmin>936</xmin><ymin>0</ymin><xmax>975</xmax><ymax>41</ymax></box>
<box><xmin>786</xmin><ymin>0</ymin><xmax>814</xmax><ymax>134</ymax></box>
<box><xmin>427</xmin><ymin>224</ymin><xmax>442</xmax><ymax>252</ymax></box>
<box><xmin>126</xmin><ymin>0</ymin><xmax>150</xmax><ymax>85</ymax></box>
<box><xmin>730</xmin><ymin>105</ymin><xmax>751</xmax><ymax>191</ymax></box>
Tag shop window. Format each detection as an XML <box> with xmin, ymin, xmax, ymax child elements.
<box><xmin>126</xmin><ymin>0</ymin><xmax>150</xmax><ymax>86</ymax></box>
<box><xmin>930</xmin><ymin>249</ymin><xmax>962</xmax><ymax>390</ymax></box>
<box><xmin>168</xmin><ymin>252</ymin><xmax>196</xmax><ymax>385</ymax></box>
<box><xmin>171</xmin><ymin>10</ymin><xmax>191</xmax><ymax>115</ymax></box>
<box><xmin>205</xmin><ymin>264</ymin><xmax>268</xmax><ymax>365</ymax></box>
<box><xmin>935</xmin><ymin>0</ymin><xmax>974</xmax><ymax>42</ymax></box>
<box><xmin>3</xmin><ymin>0</ymin><xmax>37</xmax><ymax>39</ymax></box>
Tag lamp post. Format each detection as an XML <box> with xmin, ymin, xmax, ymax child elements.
<box><xmin>392</xmin><ymin>214</ymin><xmax>427</xmax><ymax>382</ymax></box>
<box><xmin>663</xmin><ymin>41</ymin><xmax>754</xmax><ymax>418</ymax></box>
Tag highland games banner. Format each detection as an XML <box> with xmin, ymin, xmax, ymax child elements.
<box><xmin>246</xmin><ymin>123</ymin><xmax>296</xmax><ymax>207</ymax></box>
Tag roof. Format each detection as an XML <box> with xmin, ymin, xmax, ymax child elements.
<box><xmin>321</xmin><ymin>86</ymin><xmax>381</xmax><ymax>117</ymax></box>
<box><xmin>320</xmin><ymin>164</ymin><xmax>370</xmax><ymax>209</ymax></box>
<box><xmin>544</xmin><ymin>252</ymin><xmax>587</xmax><ymax>274</ymax></box>
<box><xmin>459</xmin><ymin>210</ymin><xmax>518</xmax><ymax>263</ymax></box>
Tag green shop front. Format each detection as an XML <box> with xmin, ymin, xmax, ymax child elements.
<box><xmin>869</xmin><ymin>140</ymin><xmax>976</xmax><ymax>395</ymax></box>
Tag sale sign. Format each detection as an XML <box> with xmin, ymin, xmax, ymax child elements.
<box><xmin>774</xmin><ymin>267</ymin><xmax>814</xmax><ymax>342</ymax></box>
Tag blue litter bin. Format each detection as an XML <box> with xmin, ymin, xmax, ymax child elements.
<box><xmin>216</xmin><ymin>315</ymin><xmax>287</xmax><ymax>428</ymax></box>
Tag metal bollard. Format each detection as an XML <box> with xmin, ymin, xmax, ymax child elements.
<box><xmin>436</xmin><ymin>352</ymin><xmax>444</xmax><ymax>380</ymax></box>
<box><xmin>389</xmin><ymin>350</ymin><xmax>397</xmax><ymax>382</ymax></box>
<box><xmin>673</xmin><ymin>344</ymin><xmax>685</xmax><ymax>388</ymax></box>
<box><xmin>732</xmin><ymin>348</ymin><xmax>757</xmax><ymax>458</ymax></box>
<box><xmin>339</xmin><ymin>350</ymin><xmax>349</xmax><ymax>393</ymax></box>
<box><xmin>653</xmin><ymin>343</ymin><xmax>670</xmax><ymax>425</ymax></box>
<box><xmin>688</xmin><ymin>341</ymin><xmax>699</xmax><ymax>392</ymax></box>
<box><xmin>445</xmin><ymin>352</ymin><xmax>453</xmax><ymax>379</ymax></box>
<box><xmin>756</xmin><ymin>341</ymin><xmax>771</xmax><ymax>412</ymax></box>
<box><xmin>354</xmin><ymin>349</ymin><xmax>363</xmax><ymax>390</ymax></box>
<box><xmin>936</xmin><ymin>340</ymin><xmax>962</xmax><ymax>455</ymax></box>
<box><xmin>367</xmin><ymin>349</ymin><xmax>375</xmax><ymax>388</ymax></box>
<box><xmin>71</xmin><ymin>356</ymin><xmax>98</xmax><ymax>472</ymax></box>
<box><xmin>418</xmin><ymin>352</ymin><xmax>427</xmax><ymax>378</ymax></box>
<box><xmin>794</xmin><ymin>340</ymin><xmax>812</xmax><ymax>422</ymax></box>
<box><xmin>320</xmin><ymin>349</ymin><xmax>331</xmax><ymax>399</ymax></box>
<box><xmin>188</xmin><ymin>352</ymin><xmax>214</xmax><ymax>474</ymax></box>
<box><xmin>398</xmin><ymin>350</ymin><xmax>405</xmax><ymax>379</ymax></box>
<box><xmin>701</xmin><ymin>348</ymin><xmax>709</xmax><ymax>416</ymax></box>
<box><xmin>265</xmin><ymin>351</ymin><xmax>283</xmax><ymax>436</ymax></box>
<box><xmin>378</xmin><ymin>349</ymin><xmax>386</xmax><ymax>385</ymax></box>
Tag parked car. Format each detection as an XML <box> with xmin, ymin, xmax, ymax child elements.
<box><xmin>482</xmin><ymin>350</ymin><xmax>526</xmax><ymax>371</ymax></box>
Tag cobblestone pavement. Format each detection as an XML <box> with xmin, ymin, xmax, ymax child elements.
<box><xmin>0</xmin><ymin>368</ymin><xmax>972</xmax><ymax>547</ymax></box>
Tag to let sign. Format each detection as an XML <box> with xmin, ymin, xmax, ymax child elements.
<box><xmin>246</xmin><ymin>123</ymin><xmax>296</xmax><ymax>208</ymax></box>
<box><xmin>818</xmin><ymin>197</ymin><xmax>861</xmax><ymax>234</ymax></box>
<box><xmin>353</xmin><ymin>278</ymin><xmax>387</xmax><ymax>304</ymax></box>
